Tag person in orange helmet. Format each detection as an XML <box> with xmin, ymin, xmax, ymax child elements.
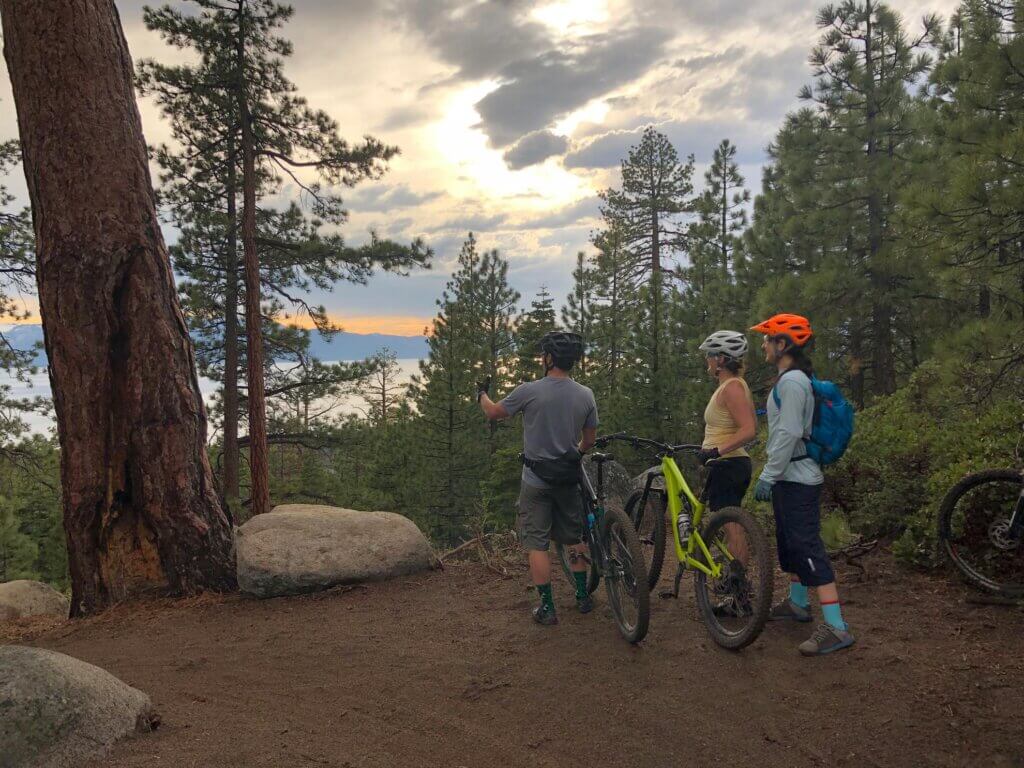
<box><xmin>750</xmin><ymin>313</ymin><xmax>854</xmax><ymax>656</ymax></box>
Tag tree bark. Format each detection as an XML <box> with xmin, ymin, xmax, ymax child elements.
<box><xmin>1</xmin><ymin>0</ymin><xmax>236</xmax><ymax>615</ymax></box>
<box><xmin>222</xmin><ymin>136</ymin><xmax>241</xmax><ymax>509</ymax></box>
<box><xmin>237</xmin><ymin>3</ymin><xmax>271</xmax><ymax>519</ymax></box>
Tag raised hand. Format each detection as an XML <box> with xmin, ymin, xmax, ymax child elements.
<box><xmin>475</xmin><ymin>375</ymin><xmax>492</xmax><ymax>402</ymax></box>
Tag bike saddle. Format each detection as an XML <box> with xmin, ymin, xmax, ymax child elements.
<box><xmin>590</xmin><ymin>452</ymin><xmax>614</xmax><ymax>464</ymax></box>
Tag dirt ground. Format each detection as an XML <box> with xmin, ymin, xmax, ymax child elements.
<box><xmin>9</xmin><ymin>550</ymin><xmax>1024</xmax><ymax>768</ymax></box>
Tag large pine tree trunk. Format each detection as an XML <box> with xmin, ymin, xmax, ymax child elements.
<box><xmin>1</xmin><ymin>0</ymin><xmax>236</xmax><ymax>615</ymax></box>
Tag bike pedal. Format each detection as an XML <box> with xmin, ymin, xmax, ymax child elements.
<box><xmin>658</xmin><ymin>589</ymin><xmax>678</xmax><ymax>600</ymax></box>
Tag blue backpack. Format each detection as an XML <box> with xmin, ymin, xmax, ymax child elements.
<box><xmin>772</xmin><ymin>373</ymin><xmax>854</xmax><ymax>467</ymax></box>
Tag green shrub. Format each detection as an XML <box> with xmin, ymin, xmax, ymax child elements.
<box><xmin>828</xmin><ymin>360</ymin><xmax>1024</xmax><ymax>567</ymax></box>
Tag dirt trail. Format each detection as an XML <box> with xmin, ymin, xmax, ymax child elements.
<box><xmin>11</xmin><ymin>551</ymin><xmax>1024</xmax><ymax>768</ymax></box>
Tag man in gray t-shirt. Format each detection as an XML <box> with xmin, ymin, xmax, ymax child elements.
<box><xmin>478</xmin><ymin>331</ymin><xmax>598</xmax><ymax>627</ymax></box>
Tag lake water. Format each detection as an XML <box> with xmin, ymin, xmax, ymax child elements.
<box><xmin>0</xmin><ymin>359</ymin><xmax>423</xmax><ymax>436</ymax></box>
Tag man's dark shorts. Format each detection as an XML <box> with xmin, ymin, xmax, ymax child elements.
<box><xmin>704</xmin><ymin>456</ymin><xmax>752</xmax><ymax>511</ymax></box>
<box><xmin>771</xmin><ymin>481</ymin><xmax>835</xmax><ymax>587</ymax></box>
<box><xmin>517</xmin><ymin>481</ymin><xmax>584</xmax><ymax>551</ymax></box>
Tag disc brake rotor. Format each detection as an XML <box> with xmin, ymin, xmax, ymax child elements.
<box><xmin>988</xmin><ymin>519</ymin><xmax>1022</xmax><ymax>552</ymax></box>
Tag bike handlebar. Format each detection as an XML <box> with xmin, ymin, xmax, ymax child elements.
<box><xmin>594</xmin><ymin>432</ymin><xmax>702</xmax><ymax>455</ymax></box>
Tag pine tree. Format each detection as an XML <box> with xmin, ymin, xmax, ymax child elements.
<box><xmin>0</xmin><ymin>128</ymin><xmax>42</xmax><ymax>440</ymax></box>
<box><xmin>139</xmin><ymin>0</ymin><xmax>429</xmax><ymax>513</ymax></box>
<box><xmin>685</xmin><ymin>140</ymin><xmax>750</xmax><ymax>328</ymax></box>
<box><xmin>588</xmin><ymin>224</ymin><xmax>637</xmax><ymax>429</ymax></box>
<box><xmin>411</xmin><ymin>303</ymin><xmax>482</xmax><ymax>544</ymax></box>
<box><xmin>800</xmin><ymin>1</ymin><xmax>940</xmax><ymax>396</ymax></box>
<box><xmin>906</xmin><ymin>0</ymin><xmax>1024</xmax><ymax>394</ymax></box>
<box><xmin>514</xmin><ymin>287</ymin><xmax>557</xmax><ymax>383</ymax></box>
<box><xmin>410</xmin><ymin>234</ymin><xmax>518</xmax><ymax>542</ymax></box>
<box><xmin>693</xmin><ymin>139</ymin><xmax>750</xmax><ymax>275</ymax></box>
<box><xmin>561</xmin><ymin>251</ymin><xmax>598</xmax><ymax>381</ymax></box>
<box><xmin>600</xmin><ymin>127</ymin><xmax>695</xmax><ymax>437</ymax></box>
<box><xmin>357</xmin><ymin>349</ymin><xmax>407</xmax><ymax>426</ymax></box>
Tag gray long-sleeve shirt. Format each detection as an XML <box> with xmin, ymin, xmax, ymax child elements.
<box><xmin>760</xmin><ymin>369</ymin><xmax>824</xmax><ymax>486</ymax></box>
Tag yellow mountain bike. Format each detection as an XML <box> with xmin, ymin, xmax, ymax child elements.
<box><xmin>604</xmin><ymin>433</ymin><xmax>773</xmax><ymax>650</ymax></box>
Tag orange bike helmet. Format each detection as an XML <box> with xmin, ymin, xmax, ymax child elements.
<box><xmin>750</xmin><ymin>313</ymin><xmax>813</xmax><ymax>347</ymax></box>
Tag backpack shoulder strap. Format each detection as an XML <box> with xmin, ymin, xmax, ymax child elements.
<box><xmin>771</xmin><ymin>368</ymin><xmax>798</xmax><ymax>409</ymax></box>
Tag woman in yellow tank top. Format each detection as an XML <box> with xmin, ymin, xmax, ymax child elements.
<box><xmin>695</xmin><ymin>330</ymin><xmax>757</xmax><ymax>512</ymax></box>
<box><xmin>695</xmin><ymin>332</ymin><xmax>757</xmax><ymax>617</ymax></box>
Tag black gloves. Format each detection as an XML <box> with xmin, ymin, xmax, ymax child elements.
<box><xmin>475</xmin><ymin>376</ymin><xmax>492</xmax><ymax>403</ymax></box>
<box><xmin>696</xmin><ymin>446</ymin><xmax>720</xmax><ymax>466</ymax></box>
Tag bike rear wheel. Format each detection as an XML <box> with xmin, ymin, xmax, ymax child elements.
<box><xmin>625</xmin><ymin>487</ymin><xmax>667</xmax><ymax>592</ymax></box>
<box><xmin>938</xmin><ymin>469</ymin><xmax>1024</xmax><ymax>598</ymax></box>
<box><xmin>600</xmin><ymin>503</ymin><xmax>650</xmax><ymax>644</ymax></box>
<box><xmin>693</xmin><ymin>506</ymin><xmax>772</xmax><ymax>650</ymax></box>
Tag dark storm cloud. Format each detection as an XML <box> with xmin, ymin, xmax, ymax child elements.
<box><xmin>475</xmin><ymin>26</ymin><xmax>674</xmax><ymax>148</ymax></box>
<box><xmin>347</xmin><ymin>184</ymin><xmax>444</xmax><ymax>213</ymax></box>
<box><xmin>502</xmin><ymin>130</ymin><xmax>570</xmax><ymax>170</ymax></box>
<box><xmin>388</xmin><ymin>0</ymin><xmax>551</xmax><ymax>83</ymax></box>
<box><xmin>564</xmin><ymin>119</ymin><xmax>771</xmax><ymax>170</ymax></box>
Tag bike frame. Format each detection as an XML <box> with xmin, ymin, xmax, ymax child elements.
<box><xmin>636</xmin><ymin>455</ymin><xmax>727</xmax><ymax>579</ymax></box>
<box><xmin>577</xmin><ymin>461</ymin><xmax>609</xmax><ymax>571</ymax></box>
<box><xmin>1010</xmin><ymin>476</ymin><xmax>1024</xmax><ymax>538</ymax></box>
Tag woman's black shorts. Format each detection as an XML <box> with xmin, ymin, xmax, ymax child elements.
<box><xmin>703</xmin><ymin>456</ymin><xmax>752</xmax><ymax>511</ymax></box>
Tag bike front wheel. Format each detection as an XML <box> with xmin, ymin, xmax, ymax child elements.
<box><xmin>938</xmin><ymin>469</ymin><xmax>1024</xmax><ymax>598</ymax></box>
<box><xmin>625</xmin><ymin>487</ymin><xmax>667</xmax><ymax>592</ymax></box>
<box><xmin>692</xmin><ymin>506</ymin><xmax>772</xmax><ymax>650</ymax></box>
<box><xmin>600</xmin><ymin>503</ymin><xmax>650</xmax><ymax>644</ymax></box>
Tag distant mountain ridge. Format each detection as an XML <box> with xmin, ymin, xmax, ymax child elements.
<box><xmin>1</xmin><ymin>324</ymin><xmax>427</xmax><ymax>365</ymax></box>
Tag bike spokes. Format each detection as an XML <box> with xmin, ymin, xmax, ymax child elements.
<box><xmin>625</xmin><ymin>487</ymin><xmax>667</xmax><ymax>592</ymax></box>
<box><xmin>693</xmin><ymin>508</ymin><xmax>773</xmax><ymax>650</ymax></box>
<box><xmin>943</xmin><ymin>475</ymin><xmax>1024</xmax><ymax>595</ymax></box>
<box><xmin>601</xmin><ymin>505</ymin><xmax>650</xmax><ymax>643</ymax></box>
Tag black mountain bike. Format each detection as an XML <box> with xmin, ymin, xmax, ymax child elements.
<box><xmin>938</xmin><ymin>466</ymin><xmax>1024</xmax><ymax>597</ymax></box>
<box><xmin>552</xmin><ymin>448</ymin><xmax>650</xmax><ymax>644</ymax></box>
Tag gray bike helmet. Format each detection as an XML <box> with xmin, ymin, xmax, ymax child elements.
<box><xmin>538</xmin><ymin>331</ymin><xmax>584</xmax><ymax>363</ymax></box>
<box><xmin>699</xmin><ymin>330</ymin><xmax>748</xmax><ymax>360</ymax></box>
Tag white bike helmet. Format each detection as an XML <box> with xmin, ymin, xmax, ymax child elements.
<box><xmin>699</xmin><ymin>330</ymin><xmax>748</xmax><ymax>360</ymax></box>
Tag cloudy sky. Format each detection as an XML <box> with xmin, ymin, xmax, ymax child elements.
<box><xmin>0</xmin><ymin>0</ymin><xmax>958</xmax><ymax>336</ymax></box>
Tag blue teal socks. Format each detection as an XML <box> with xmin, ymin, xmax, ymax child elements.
<box><xmin>789</xmin><ymin>581</ymin><xmax>809</xmax><ymax>608</ymax></box>
<box><xmin>821</xmin><ymin>600</ymin><xmax>847</xmax><ymax>631</ymax></box>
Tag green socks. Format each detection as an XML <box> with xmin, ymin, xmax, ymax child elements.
<box><xmin>573</xmin><ymin>571</ymin><xmax>589</xmax><ymax>600</ymax></box>
<box><xmin>537</xmin><ymin>583</ymin><xmax>555</xmax><ymax>613</ymax></box>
